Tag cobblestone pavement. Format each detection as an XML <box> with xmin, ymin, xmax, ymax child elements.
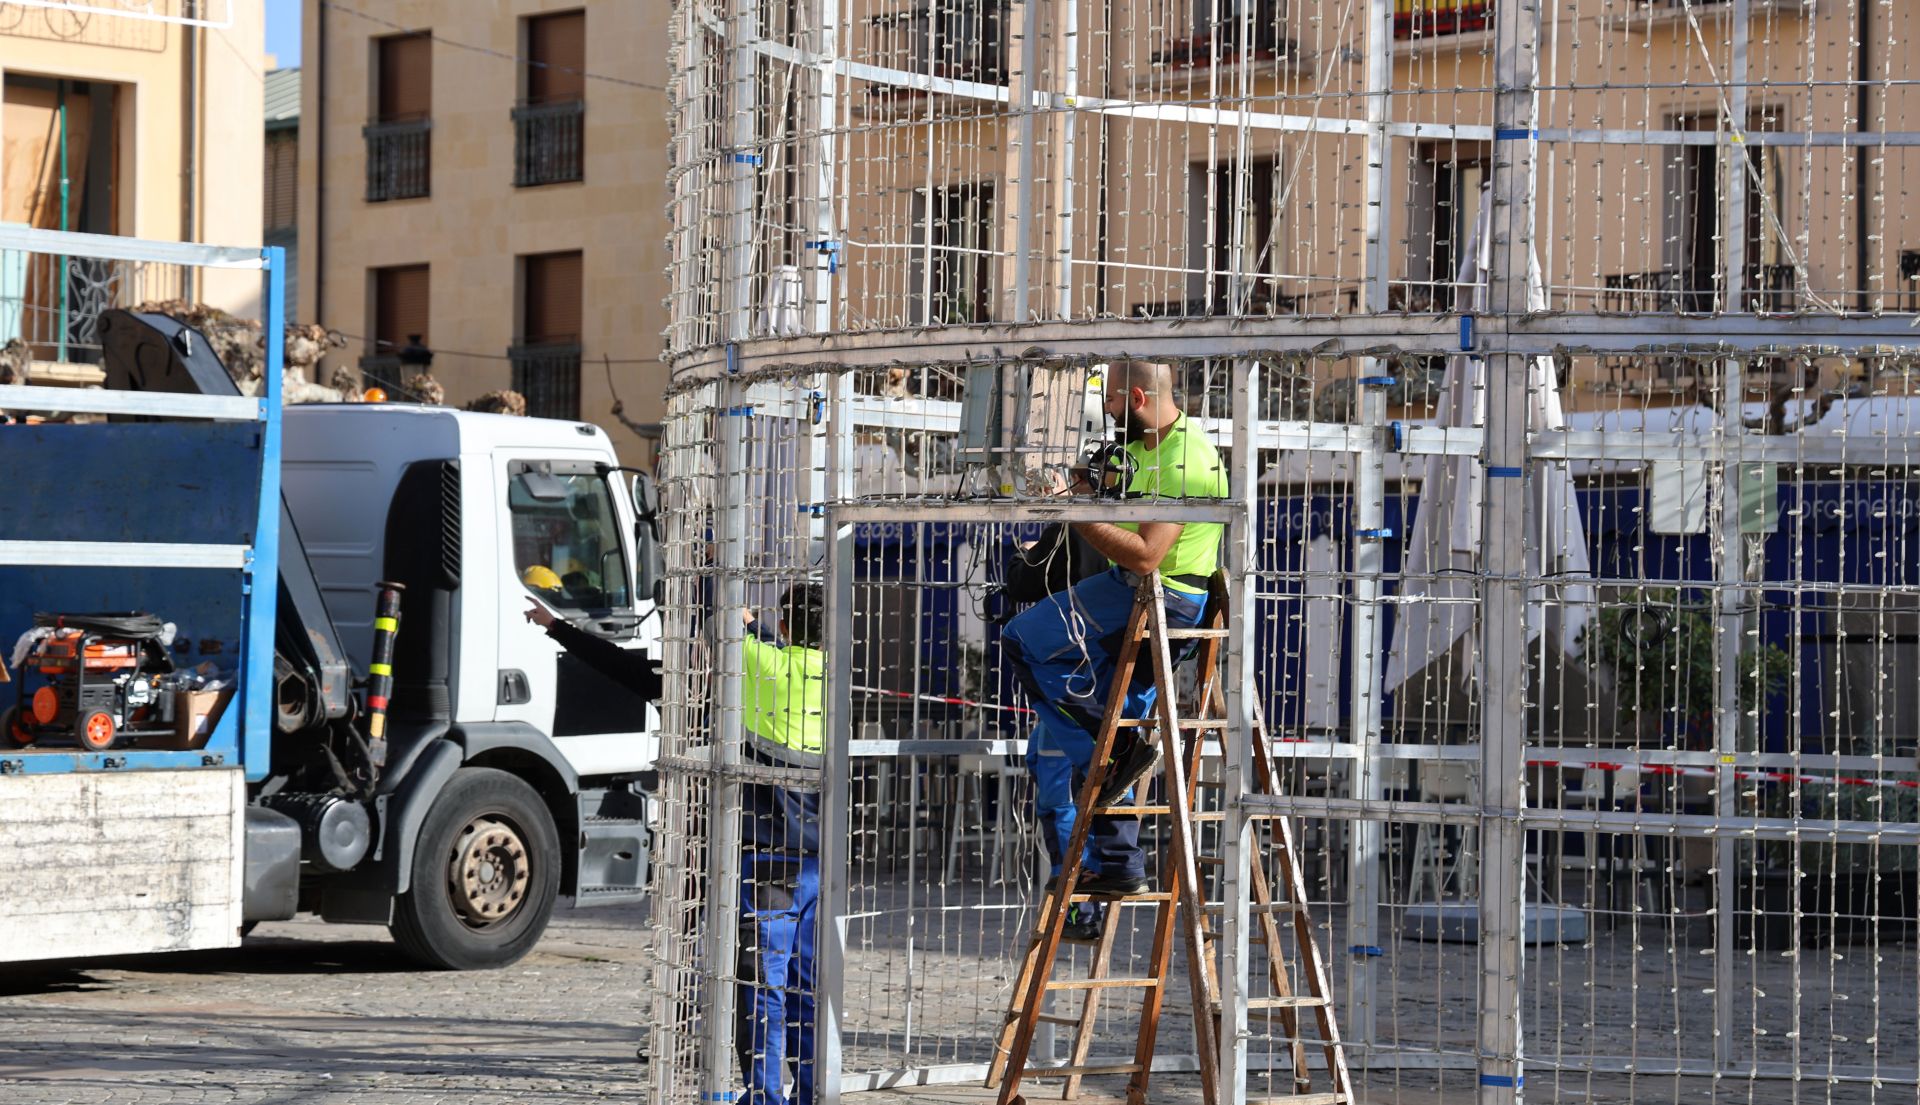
<box><xmin>0</xmin><ymin>904</ymin><xmax>656</xmax><ymax>1105</ymax></box>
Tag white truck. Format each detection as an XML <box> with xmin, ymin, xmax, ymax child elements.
<box><xmin>1</xmin><ymin>251</ymin><xmax>662</xmax><ymax>971</ymax></box>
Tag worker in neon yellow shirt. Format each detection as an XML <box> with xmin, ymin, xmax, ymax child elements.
<box><xmin>736</xmin><ymin>583</ymin><xmax>825</xmax><ymax>1105</ymax></box>
<box><xmin>1003</xmin><ymin>360</ymin><xmax>1227</xmax><ymax>910</ymax></box>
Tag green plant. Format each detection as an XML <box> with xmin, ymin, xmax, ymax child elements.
<box><xmin>1582</xmin><ymin>588</ymin><xmax>1792</xmax><ymax>748</ymax></box>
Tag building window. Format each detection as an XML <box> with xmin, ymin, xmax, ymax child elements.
<box><xmin>1406</xmin><ymin>146</ymin><xmax>1486</xmax><ymax>311</ymax></box>
<box><xmin>909</xmin><ymin>182</ymin><xmax>994</xmax><ymax>325</ymax></box>
<box><xmin>365</xmin><ymin>32</ymin><xmax>432</xmax><ymax>201</ymax></box>
<box><xmin>514</xmin><ymin>11</ymin><xmax>586</xmax><ymax>187</ymax></box>
<box><xmin>871</xmin><ymin>0</ymin><xmax>1008</xmax><ymax>86</ymax></box>
<box><xmin>513</xmin><ymin>251</ymin><xmax>584</xmax><ymax>420</ymax></box>
<box><xmin>366</xmin><ymin>264</ymin><xmax>429</xmax><ymax>383</ymax></box>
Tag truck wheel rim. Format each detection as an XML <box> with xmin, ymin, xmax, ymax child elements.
<box><xmin>447</xmin><ymin>815</ymin><xmax>531</xmax><ymax>929</ymax></box>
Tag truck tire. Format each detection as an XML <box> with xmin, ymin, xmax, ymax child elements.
<box><xmin>390</xmin><ymin>767</ymin><xmax>561</xmax><ymax>970</ymax></box>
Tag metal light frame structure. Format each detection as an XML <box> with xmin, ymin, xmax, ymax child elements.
<box><xmin>654</xmin><ymin>0</ymin><xmax>1920</xmax><ymax>1098</ymax></box>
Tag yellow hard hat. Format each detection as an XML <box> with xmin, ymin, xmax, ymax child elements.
<box><xmin>521</xmin><ymin>564</ymin><xmax>563</xmax><ymax>591</ymax></box>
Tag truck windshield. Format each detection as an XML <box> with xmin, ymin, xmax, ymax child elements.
<box><xmin>508</xmin><ymin>465</ymin><xmax>631</xmax><ymax>611</ymax></box>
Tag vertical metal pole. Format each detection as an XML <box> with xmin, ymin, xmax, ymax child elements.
<box><xmin>1714</xmin><ymin>0</ymin><xmax>1752</xmax><ymax>1076</ymax></box>
<box><xmin>704</xmin><ymin>0</ymin><xmax>761</xmax><ymax>1093</ymax></box>
<box><xmin>805</xmin><ymin>0</ymin><xmax>840</xmax><ymax>560</ymax></box>
<box><xmin>1480</xmin><ymin>0</ymin><xmax>1540</xmax><ymax>1094</ymax></box>
<box><xmin>818</xmin><ymin>380</ymin><xmax>857</xmax><ymax>1105</ymax></box>
<box><xmin>1052</xmin><ymin>0</ymin><xmax>1078</xmax><ymax>321</ymax></box>
<box><xmin>1009</xmin><ymin>0</ymin><xmax>1039</xmax><ymax>323</ymax></box>
<box><xmin>240</xmin><ymin>246</ymin><xmax>287</xmax><ymax>781</ymax></box>
<box><xmin>1343</xmin><ymin>0</ymin><xmax>1396</xmax><ymax>1055</ymax></box>
<box><xmin>1217</xmin><ymin>356</ymin><xmax>1260</xmax><ymax>1102</ymax></box>
<box><xmin>706</xmin><ymin>383</ymin><xmax>749</xmax><ymax>1104</ymax></box>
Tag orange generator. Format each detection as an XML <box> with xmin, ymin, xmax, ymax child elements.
<box><xmin>4</xmin><ymin>613</ymin><xmax>176</xmax><ymax>752</ymax></box>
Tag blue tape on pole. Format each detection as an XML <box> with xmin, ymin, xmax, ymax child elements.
<box><xmin>1460</xmin><ymin>313</ymin><xmax>1475</xmax><ymax>350</ymax></box>
<box><xmin>1355</xmin><ymin>528</ymin><xmax>1395</xmax><ymax>540</ymax></box>
<box><xmin>806</xmin><ymin>239</ymin><xmax>842</xmax><ymax>274</ymax></box>
<box><xmin>721</xmin><ymin>405</ymin><xmax>755</xmax><ymax>417</ymax></box>
<box><xmin>1479</xmin><ymin>1074</ymin><xmax>1523</xmax><ymax>1088</ymax></box>
<box><xmin>1358</xmin><ymin>375</ymin><xmax>1398</xmax><ymax>388</ymax></box>
<box><xmin>1389</xmin><ymin>420</ymin><xmax>1405</xmax><ymax>451</ymax></box>
<box><xmin>1486</xmin><ymin>466</ymin><xmax>1524</xmax><ymax>478</ymax></box>
<box><xmin>796</xmin><ymin>503</ymin><xmax>825</xmax><ymax>517</ymax></box>
<box><xmin>810</xmin><ymin>389</ymin><xmax>827</xmax><ymax>425</ymax></box>
<box><xmin>1493</xmin><ymin>128</ymin><xmax>1536</xmax><ymax>141</ymax></box>
<box><xmin>704</xmin><ymin>1094</ymin><xmax>740</xmax><ymax>1102</ymax></box>
<box><xmin>1349</xmin><ymin>944</ymin><xmax>1384</xmax><ymax>957</ymax></box>
<box><xmin>726</xmin><ymin>343</ymin><xmax>740</xmax><ymax>376</ymax></box>
<box><xmin>733</xmin><ymin>152</ymin><xmax>763</xmax><ymax>165</ymax></box>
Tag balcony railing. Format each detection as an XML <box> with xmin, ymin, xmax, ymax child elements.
<box><xmin>513</xmin><ymin>98</ymin><xmax>586</xmax><ymax>187</ymax></box>
<box><xmin>1150</xmin><ymin>1</ymin><xmax>1294</xmax><ymax>67</ymax></box>
<box><xmin>1601</xmin><ymin>264</ymin><xmax>1799</xmax><ymax>314</ymax></box>
<box><xmin>1132</xmin><ymin>285</ymin><xmax>1301</xmax><ymax>318</ymax></box>
<box><xmin>364</xmin><ymin>118</ymin><xmax>432</xmax><ymax>202</ymax></box>
<box><xmin>510</xmin><ymin>342</ymin><xmax>583</xmax><ymax>421</ymax></box>
<box><xmin>1393</xmin><ymin>0</ymin><xmax>1492</xmax><ymax>38</ymax></box>
<box><xmin>868</xmin><ymin>0</ymin><xmax>1008</xmax><ymax>87</ymax></box>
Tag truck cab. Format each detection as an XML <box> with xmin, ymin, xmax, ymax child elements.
<box><xmin>278</xmin><ymin>403</ymin><xmax>662</xmax><ymax>967</ymax></box>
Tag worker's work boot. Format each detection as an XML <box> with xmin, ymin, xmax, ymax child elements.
<box><xmin>1077</xmin><ymin>870</ymin><xmax>1151</xmax><ymax>898</ymax></box>
<box><xmin>1095</xmin><ymin>734</ymin><xmax>1161</xmax><ymax>808</ymax></box>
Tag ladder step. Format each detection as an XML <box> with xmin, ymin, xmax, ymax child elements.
<box><xmin>1212</xmin><ymin>996</ymin><xmax>1331</xmax><ymax>1010</ymax></box>
<box><xmin>1162</xmin><ymin>627</ymin><xmax>1232</xmax><ymax>639</ymax></box>
<box><xmin>1115</xmin><ymin>717</ymin><xmax>1228</xmax><ymax>729</ymax></box>
<box><xmin>1035</xmin><ymin>1013</ymin><xmax>1083</xmax><ymax>1026</ymax></box>
<box><xmin>1066</xmin><ymin>890</ymin><xmax>1176</xmax><ymax>903</ymax></box>
<box><xmin>1021</xmin><ymin>1062</ymin><xmax>1147</xmax><ymax>1078</ymax></box>
<box><xmin>1090</xmin><ymin>804</ymin><xmax>1171</xmax><ymax>815</ymax></box>
<box><xmin>1046</xmin><ymin>977</ymin><xmax>1163</xmax><ymax>992</ymax></box>
<box><xmin>1202</xmin><ymin>901</ymin><xmax>1309</xmax><ymax>915</ymax></box>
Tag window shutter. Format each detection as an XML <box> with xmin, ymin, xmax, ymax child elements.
<box><xmin>527</xmin><ymin>12</ymin><xmax>586</xmax><ymax>104</ymax></box>
<box><xmin>375</xmin><ymin>264</ymin><xmax>431</xmax><ymax>352</ymax></box>
<box><xmin>378</xmin><ymin>33</ymin><xmax>433</xmax><ymax>120</ymax></box>
<box><xmin>265</xmin><ymin>134</ymin><xmax>298</xmax><ymax>229</ymax></box>
<box><xmin>523</xmin><ymin>252</ymin><xmax>582</xmax><ymax>343</ymax></box>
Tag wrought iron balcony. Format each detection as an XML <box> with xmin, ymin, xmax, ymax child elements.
<box><xmin>363</xmin><ymin>117</ymin><xmax>432</xmax><ymax>202</ymax></box>
<box><xmin>867</xmin><ymin>0</ymin><xmax>1008</xmax><ymax>89</ymax></box>
<box><xmin>510</xmin><ymin>342</ymin><xmax>583</xmax><ymax>421</ymax></box>
<box><xmin>1393</xmin><ymin>0</ymin><xmax>1491</xmax><ymax>38</ymax></box>
<box><xmin>512</xmin><ymin>98</ymin><xmax>586</xmax><ymax>188</ymax></box>
<box><xmin>1601</xmin><ymin>264</ymin><xmax>1799</xmax><ymax>314</ymax></box>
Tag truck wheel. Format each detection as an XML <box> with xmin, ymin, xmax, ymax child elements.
<box><xmin>390</xmin><ymin>767</ymin><xmax>560</xmax><ymax>970</ymax></box>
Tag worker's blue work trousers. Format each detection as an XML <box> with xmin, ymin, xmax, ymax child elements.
<box><xmin>738</xmin><ymin>854</ymin><xmax>818</xmax><ymax>1105</ymax></box>
<box><xmin>1003</xmin><ymin>568</ymin><xmax>1206</xmax><ymax>882</ymax></box>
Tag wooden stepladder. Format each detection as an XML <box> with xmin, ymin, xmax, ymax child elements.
<box><xmin>987</xmin><ymin>572</ymin><xmax>1352</xmax><ymax>1105</ymax></box>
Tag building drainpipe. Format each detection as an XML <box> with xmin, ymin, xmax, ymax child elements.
<box><xmin>183</xmin><ymin>21</ymin><xmax>199</xmax><ymax>301</ymax></box>
<box><xmin>57</xmin><ymin>80</ymin><xmax>69</xmax><ymax>362</ymax></box>
<box><xmin>313</xmin><ymin>3</ymin><xmax>327</xmax><ymax>348</ymax></box>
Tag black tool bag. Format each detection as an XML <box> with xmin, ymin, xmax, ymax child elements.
<box><xmin>1003</xmin><ymin>524</ymin><xmax>1106</xmax><ymax>605</ymax></box>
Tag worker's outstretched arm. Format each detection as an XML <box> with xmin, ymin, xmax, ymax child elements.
<box><xmin>1072</xmin><ymin>520</ymin><xmax>1183</xmax><ymax>576</ymax></box>
<box><xmin>526</xmin><ymin>599</ymin><xmax>663</xmax><ymax>702</ymax></box>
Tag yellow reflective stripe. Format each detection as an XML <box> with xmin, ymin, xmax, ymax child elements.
<box><xmin>368</xmin><ymin>662</ymin><xmax>393</xmax><ymax>676</ymax></box>
<box><xmin>374</xmin><ymin>617</ymin><xmax>399</xmax><ymax>632</ymax></box>
<box><xmin>368</xmin><ymin>714</ymin><xmax>386</xmax><ymax>738</ymax></box>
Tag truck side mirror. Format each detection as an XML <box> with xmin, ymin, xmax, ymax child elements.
<box><xmin>631</xmin><ymin>473</ymin><xmax>664</xmax><ymax>605</ymax></box>
<box><xmin>631</xmin><ymin>471</ymin><xmax>659</xmax><ymax>520</ymax></box>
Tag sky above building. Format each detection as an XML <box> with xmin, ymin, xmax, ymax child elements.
<box><xmin>267</xmin><ymin>0</ymin><xmax>299</xmax><ymax>69</ymax></box>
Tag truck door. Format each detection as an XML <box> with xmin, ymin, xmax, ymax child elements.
<box><xmin>493</xmin><ymin>458</ymin><xmax>655</xmax><ymax>774</ymax></box>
